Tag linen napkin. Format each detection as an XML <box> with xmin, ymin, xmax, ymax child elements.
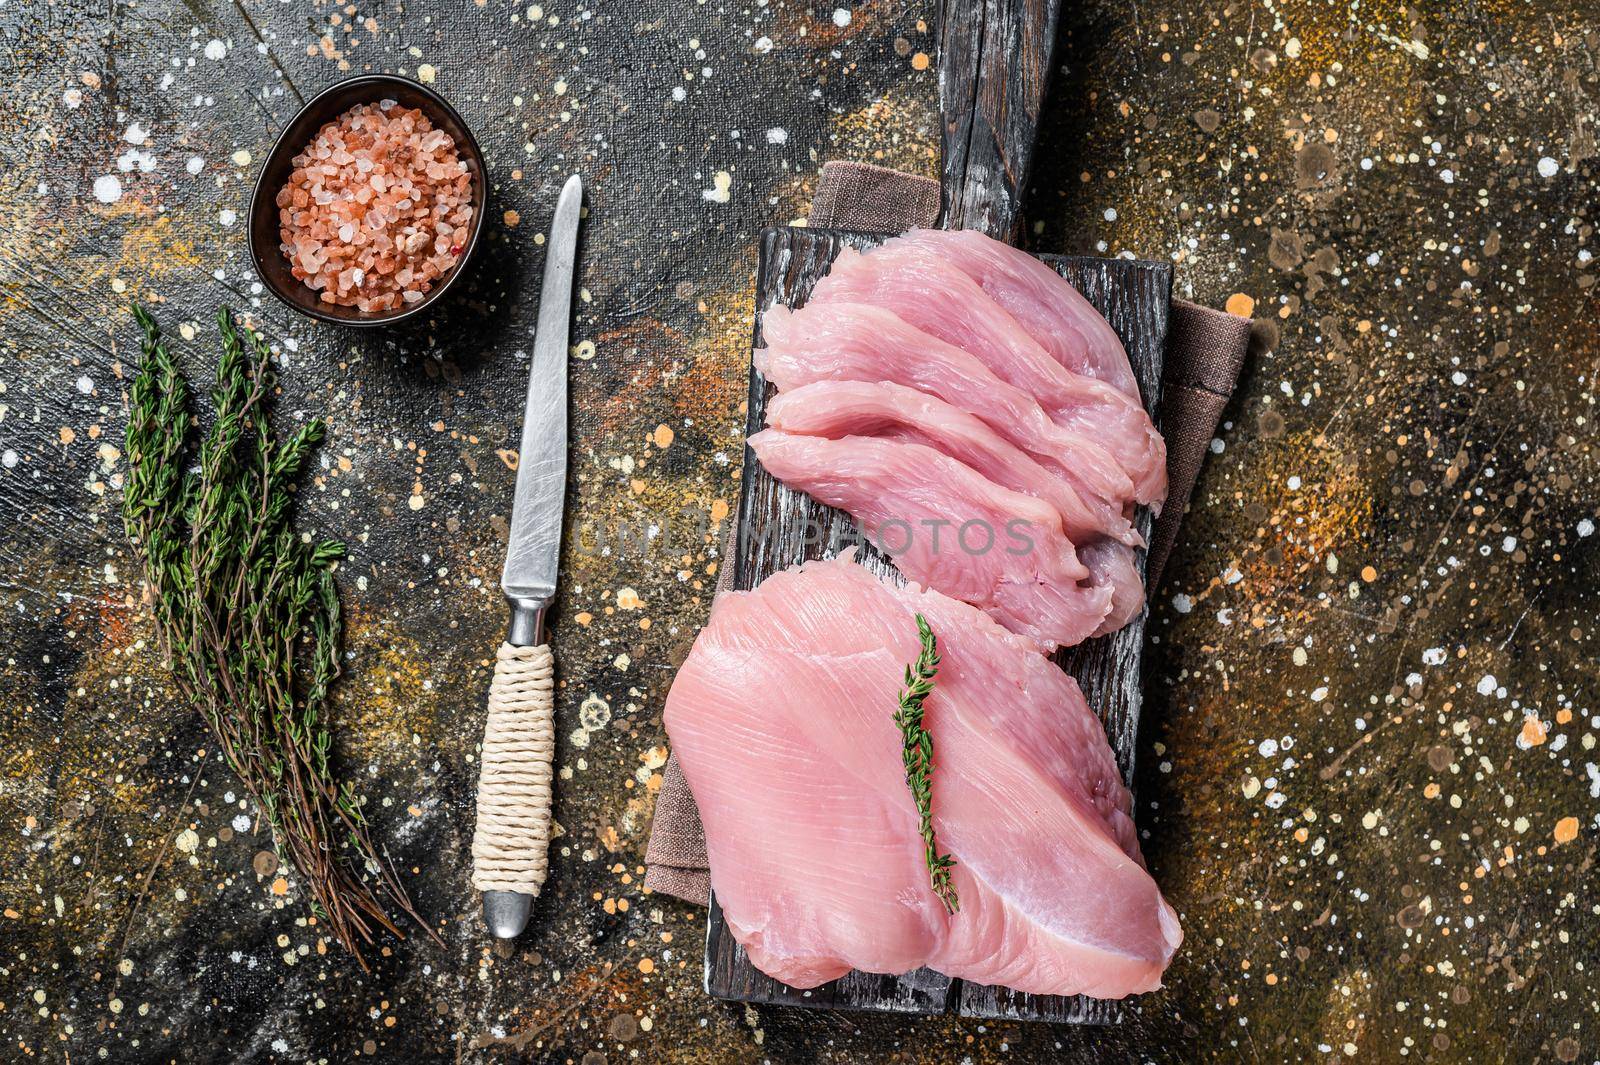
<box><xmin>642</xmin><ymin>160</ymin><xmax>1253</xmax><ymax>904</ymax></box>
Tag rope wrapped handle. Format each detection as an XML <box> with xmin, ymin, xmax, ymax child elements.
<box><xmin>471</xmin><ymin>642</ymin><xmax>556</xmax><ymax>894</ymax></box>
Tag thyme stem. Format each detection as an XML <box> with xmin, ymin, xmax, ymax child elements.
<box><xmin>894</xmin><ymin>614</ymin><xmax>958</xmax><ymax>915</ymax></box>
<box><xmin>122</xmin><ymin>306</ymin><xmax>436</xmax><ymax>967</ymax></box>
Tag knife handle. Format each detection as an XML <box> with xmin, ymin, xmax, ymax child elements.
<box><xmin>471</xmin><ymin>642</ymin><xmax>556</xmax><ymax>898</ymax></box>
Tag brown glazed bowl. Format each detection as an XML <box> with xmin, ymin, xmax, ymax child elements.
<box><xmin>247</xmin><ymin>74</ymin><xmax>488</xmax><ymax>327</ymax></box>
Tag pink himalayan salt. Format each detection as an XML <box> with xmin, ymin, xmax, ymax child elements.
<box><xmin>276</xmin><ymin>99</ymin><xmax>474</xmax><ymax>313</ymax></box>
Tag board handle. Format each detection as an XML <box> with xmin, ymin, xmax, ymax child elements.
<box><xmin>937</xmin><ymin>0</ymin><xmax>1063</xmax><ymax>239</ymax></box>
<box><xmin>472</xmin><ymin>642</ymin><xmax>556</xmax><ymax>931</ymax></box>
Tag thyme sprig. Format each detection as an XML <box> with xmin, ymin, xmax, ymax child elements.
<box><xmin>893</xmin><ymin>614</ymin><xmax>958</xmax><ymax>914</ymax></box>
<box><xmin>122</xmin><ymin>306</ymin><xmax>435</xmax><ymax>968</ymax></box>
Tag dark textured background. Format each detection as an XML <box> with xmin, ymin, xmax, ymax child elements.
<box><xmin>1</xmin><ymin>1</ymin><xmax>1596</xmax><ymax>1061</ymax></box>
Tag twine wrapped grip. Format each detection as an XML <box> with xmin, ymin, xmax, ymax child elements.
<box><xmin>471</xmin><ymin>642</ymin><xmax>556</xmax><ymax>894</ymax></box>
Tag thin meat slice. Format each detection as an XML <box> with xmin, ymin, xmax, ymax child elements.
<box><xmin>748</xmin><ymin>429</ymin><xmax>1112</xmax><ymax>650</ymax></box>
<box><xmin>1080</xmin><ymin>539</ymin><xmax>1146</xmax><ymax>637</ymax></box>
<box><xmin>894</xmin><ymin>228</ymin><xmax>1141</xmax><ymax>399</ymax></box>
<box><xmin>665</xmin><ymin>554</ymin><xmax>1182</xmax><ymax>998</ymax></box>
<box><xmin>810</xmin><ymin>244</ymin><xmax>1166</xmax><ymax>503</ymax></box>
<box><xmin>765</xmin><ymin>380</ymin><xmax>1141</xmax><ymax>547</ymax></box>
<box><xmin>757</xmin><ymin>302</ymin><xmax>1137</xmax><ymax>508</ymax></box>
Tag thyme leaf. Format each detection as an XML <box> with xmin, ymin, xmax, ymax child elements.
<box><xmin>893</xmin><ymin>614</ymin><xmax>958</xmax><ymax>914</ymax></box>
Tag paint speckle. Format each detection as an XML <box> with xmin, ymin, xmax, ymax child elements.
<box><xmin>832</xmin><ymin>8</ymin><xmax>852</xmax><ymax>28</ymax></box>
<box><xmin>702</xmin><ymin>170</ymin><xmax>732</xmax><ymax>204</ymax></box>
<box><xmin>92</xmin><ymin>175</ymin><xmax>122</xmax><ymax>203</ymax></box>
<box><xmin>417</xmin><ymin>63</ymin><xmax>437</xmax><ymax>84</ymax></box>
<box><xmin>1536</xmin><ymin>156</ymin><xmax>1559</xmax><ymax>178</ymax></box>
<box><xmin>204</xmin><ymin>38</ymin><xmax>227</xmax><ymax>60</ymax></box>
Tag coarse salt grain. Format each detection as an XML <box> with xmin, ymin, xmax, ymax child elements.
<box><xmin>275</xmin><ymin>100</ymin><xmax>474</xmax><ymax>312</ymax></box>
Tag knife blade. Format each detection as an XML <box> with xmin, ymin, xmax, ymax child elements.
<box><xmin>503</xmin><ymin>173</ymin><xmax>583</xmax><ymax>612</ymax></box>
<box><xmin>472</xmin><ymin>173</ymin><xmax>583</xmax><ymax>938</ymax></box>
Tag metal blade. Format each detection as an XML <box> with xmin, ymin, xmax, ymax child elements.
<box><xmin>502</xmin><ymin>173</ymin><xmax>582</xmax><ymax>604</ymax></box>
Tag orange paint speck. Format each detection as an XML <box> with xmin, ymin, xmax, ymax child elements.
<box><xmin>638</xmin><ymin>957</ymin><xmax>655</xmax><ymax>974</ymax></box>
<box><xmin>1519</xmin><ymin>717</ymin><xmax>1547</xmax><ymax>747</ymax></box>
<box><xmin>1554</xmin><ymin>817</ymin><xmax>1579</xmax><ymax>844</ymax></box>
<box><xmin>270</xmin><ymin>877</ymin><xmax>289</xmax><ymax>896</ymax></box>
<box><xmin>1225</xmin><ymin>293</ymin><xmax>1255</xmax><ymax>318</ymax></box>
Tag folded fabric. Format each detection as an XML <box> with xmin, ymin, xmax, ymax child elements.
<box><xmin>643</xmin><ymin>160</ymin><xmax>1253</xmax><ymax>905</ymax></box>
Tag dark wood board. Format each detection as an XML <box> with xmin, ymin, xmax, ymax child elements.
<box><xmin>703</xmin><ymin>225</ymin><xmax>1171</xmax><ymax>1023</ymax></box>
<box><xmin>938</xmin><ymin>0</ymin><xmax>1064</xmax><ymax>238</ymax></box>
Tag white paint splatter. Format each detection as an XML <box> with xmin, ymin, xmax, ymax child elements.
<box><xmin>117</xmin><ymin>148</ymin><xmax>158</xmax><ymax>173</ymax></box>
<box><xmin>1476</xmin><ymin>674</ymin><xmax>1497</xmax><ymax>696</ymax></box>
<box><xmin>765</xmin><ymin>127</ymin><xmax>788</xmax><ymax>145</ymax></box>
<box><xmin>754</xmin><ymin>36</ymin><xmax>774</xmax><ymax>54</ymax></box>
<box><xmin>1577</xmin><ymin>518</ymin><xmax>1594</xmax><ymax>538</ymax></box>
<box><xmin>1421</xmin><ymin>646</ymin><xmax>1446</xmax><ymax>666</ymax></box>
<box><xmin>1</xmin><ymin>450</ymin><xmax>18</xmax><ymax>469</ymax></box>
<box><xmin>187</xmin><ymin>156</ymin><xmax>205</xmax><ymax>175</ymax></box>
<box><xmin>76</xmin><ymin>375</ymin><xmax>94</xmax><ymax>395</ymax></box>
<box><xmin>92</xmin><ymin>175</ymin><xmax>123</xmax><ymax>203</ymax></box>
<box><xmin>1536</xmin><ymin>156</ymin><xmax>1559</xmax><ymax>178</ymax></box>
<box><xmin>701</xmin><ymin>170</ymin><xmax>732</xmax><ymax>203</ymax></box>
<box><xmin>832</xmin><ymin>7</ymin><xmax>852</xmax><ymax>27</ymax></box>
<box><xmin>218</xmin><ymin>209</ymin><xmax>237</xmax><ymax>227</ymax></box>
<box><xmin>204</xmin><ymin>38</ymin><xmax>227</xmax><ymax>60</ymax></box>
<box><xmin>123</xmin><ymin>122</ymin><xmax>149</xmax><ymax>145</ymax></box>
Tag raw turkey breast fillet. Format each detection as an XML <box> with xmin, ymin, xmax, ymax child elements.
<box><xmin>806</xmin><ymin>240</ymin><xmax>1167</xmax><ymax>504</ymax></box>
<box><xmin>663</xmin><ymin>554</ymin><xmax>1183</xmax><ymax>999</ymax></box>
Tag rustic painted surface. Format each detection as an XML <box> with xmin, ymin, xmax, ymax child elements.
<box><xmin>0</xmin><ymin>1</ymin><xmax>1595</xmax><ymax>1063</ymax></box>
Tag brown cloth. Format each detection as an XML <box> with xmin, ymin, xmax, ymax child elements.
<box><xmin>641</xmin><ymin>161</ymin><xmax>1252</xmax><ymax>905</ymax></box>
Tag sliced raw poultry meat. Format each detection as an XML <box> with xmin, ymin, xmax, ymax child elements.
<box><xmin>1080</xmin><ymin>539</ymin><xmax>1145</xmax><ymax>637</ymax></box>
<box><xmin>808</xmin><ymin>243</ymin><xmax>1166</xmax><ymax>504</ymax></box>
<box><xmin>756</xmin><ymin>302</ymin><xmax>1140</xmax><ymax>508</ymax></box>
<box><xmin>748</xmin><ymin>430</ymin><xmax>1112</xmax><ymax>650</ymax></box>
<box><xmin>664</xmin><ymin>554</ymin><xmax>1182</xmax><ymax>997</ymax></box>
<box><xmin>893</xmin><ymin>228</ymin><xmax>1142</xmax><ymax>400</ymax></box>
<box><xmin>764</xmin><ymin>380</ymin><xmax>1142</xmax><ymax>547</ymax></box>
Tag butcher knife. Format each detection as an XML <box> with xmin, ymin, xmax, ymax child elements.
<box><xmin>471</xmin><ymin>173</ymin><xmax>583</xmax><ymax>938</ymax></box>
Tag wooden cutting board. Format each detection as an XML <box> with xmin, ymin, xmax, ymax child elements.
<box><xmin>702</xmin><ymin>225</ymin><xmax>1172</xmax><ymax>1023</ymax></box>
